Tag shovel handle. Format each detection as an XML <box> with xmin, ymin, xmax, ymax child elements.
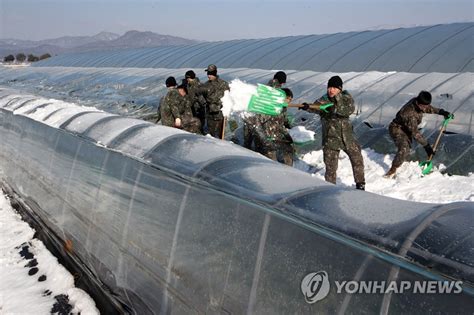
<box><xmin>288</xmin><ymin>102</ymin><xmax>333</xmax><ymax>110</ymax></box>
<box><xmin>419</xmin><ymin>115</ymin><xmax>453</xmax><ymax>175</ymax></box>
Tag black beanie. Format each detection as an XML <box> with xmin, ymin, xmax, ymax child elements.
<box><xmin>327</xmin><ymin>76</ymin><xmax>343</xmax><ymax>90</ymax></box>
<box><xmin>273</xmin><ymin>71</ymin><xmax>287</xmax><ymax>84</ymax></box>
<box><xmin>165</xmin><ymin>76</ymin><xmax>177</xmax><ymax>87</ymax></box>
<box><xmin>417</xmin><ymin>91</ymin><xmax>432</xmax><ymax>105</ymax></box>
<box><xmin>185</xmin><ymin>70</ymin><xmax>196</xmax><ymax>79</ymax></box>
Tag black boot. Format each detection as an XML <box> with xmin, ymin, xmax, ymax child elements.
<box><xmin>356</xmin><ymin>182</ymin><xmax>365</xmax><ymax>191</ymax></box>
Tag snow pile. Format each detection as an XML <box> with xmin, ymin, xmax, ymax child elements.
<box><xmin>0</xmin><ymin>193</ymin><xmax>99</xmax><ymax>314</ymax></box>
<box><xmin>289</xmin><ymin>125</ymin><xmax>315</xmax><ymax>144</ymax></box>
<box><xmin>296</xmin><ymin>148</ymin><xmax>473</xmax><ymax>204</ymax></box>
<box><xmin>221</xmin><ymin>78</ymin><xmax>256</xmax><ymax>117</ymax></box>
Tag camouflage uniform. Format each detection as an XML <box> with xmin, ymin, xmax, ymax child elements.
<box><xmin>243</xmin><ymin>79</ymin><xmax>294</xmax><ymax>165</ymax></box>
<box><xmin>158</xmin><ymin>88</ymin><xmax>179</xmax><ymax>127</ymax></box>
<box><xmin>388</xmin><ymin>98</ymin><xmax>441</xmax><ymax>169</ymax></box>
<box><xmin>309</xmin><ymin>91</ymin><xmax>365</xmax><ymax>184</ymax></box>
<box><xmin>197</xmin><ymin>76</ymin><xmax>230</xmax><ymax>138</ymax></box>
<box><xmin>251</xmin><ymin>112</ymin><xmax>293</xmax><ymax>164</ymax></box>
<box><xmin>275</xmin><ymin>108</ymin><xmax>294</xmax><ymax>166</ymax></box>
<box><xmin>158</xmin><ymin>88</ymin><xmax>201</xmax><ymax>133</ymax></box>
<box><xmin>179</xmin><ymin>94</ymin><xmax>202</xmax><ymax>134</ymax></box>
<box><xmin>243</xmin><ymin>115</ymin><xmax>258</xmax><ymax>150</ymax></box>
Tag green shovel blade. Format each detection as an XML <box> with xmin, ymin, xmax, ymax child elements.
<box><xmin>419</xmin><ymin>160</ymin><xmax>433</xmax><ymax>175</ymax></box>
<box><xmin>247</xmin><ymin>84</ymin><xmax>287</xmax><ymax>116</ymax></box>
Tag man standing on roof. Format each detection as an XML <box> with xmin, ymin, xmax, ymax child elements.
<box><xmin>176</xmin><ymin>84</ymin><xmax>202</xmax><ymax>134</ymax></box>
<box><xmin>384</xmin><ymin>91</ymin><xmax>452</xmax><ymax>178</ymax></box>
<box><xmin>300</xmin><ymin>76</ymin><xmax>366</xmax><ymax>190</ymax></box>
<box><xmin>268</xmin><ymin>71</ymin><xmax>287</xmax><ymax>89</ymax></box>
<box><xmin>183</xmin><ymin>70</ymin><xmax>206</xmax><ymax>129</ymax></box>
<box><xmin>196</xmin><ymin>64</ymin><xmax>229</xmax><ymax>138</ymax></box>
<box><xmin>156</xmin><ymin>76</ymin><xmax>179</xmax><ymax>127</ymax></box>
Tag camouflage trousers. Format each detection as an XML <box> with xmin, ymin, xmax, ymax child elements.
<box><xmin>206</xmin><ymin>113</ymin><xmax>224</xmax><ymax>138</ymax></box>
<box><xmin>277</xmin><ymin>143</ymin><xmax>294</xmax><ymax>166</ymax></box>
<box><xmin>243</xmin><ymin>122</ymin><xmax>254</xmax><ymax>149</ymax></box>
<box><xmin>259</xmin><ymin>144</ymin><xmax>293</xmax><ymax>166</ymax></box>
<box><xmin>323</xmin><ymin>142</ymin><xmax>365</xmax><ymax>184</ymax></box>
<box><xmin>389</xmin><ymin>122</ymin><xmax>411</xmax><ymax>169</ymax></box>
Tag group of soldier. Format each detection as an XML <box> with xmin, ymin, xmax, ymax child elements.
<box><xmin>156</xmin><ymin>64</ymin><xmax>229</xmax><ymax>138</ymax></box>
<box><xmin>156</xmin><ymin>64</ymin><xmax>453</xmax><ymax>190</ymax></box>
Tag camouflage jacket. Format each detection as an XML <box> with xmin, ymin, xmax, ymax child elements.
<box><xmin>197</xmin><ymin>76</ymin><xmax>230</xmax><ymax>114</ymax></box>
<box><xmin>309</xmin><ymin>90</ymin><xmax>357</xmax><ymax>150</ymax></box>
<box><xmin>186</xmin><ymin>78</ymin><xmax>206</xmax><ymax>117</ymax></box>
<box><xmin>391</xmin><ymin>97</ymin><xmax>440</xmax><ymax>146</ymax></box>
<box><xmin>254</xmin><ymin>113</ymin><xmax>291</xmax><ymax>146</ymax></box>
<box><xmin>159</xmin><ymin>88</ymin><xmax>191</xmax><ymax>127</ymax></box>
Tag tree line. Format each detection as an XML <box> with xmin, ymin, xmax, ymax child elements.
<box><xmin>3</xmin><ymin>53</ymin><xmax>52</xmax><ymax>63</ymax></box>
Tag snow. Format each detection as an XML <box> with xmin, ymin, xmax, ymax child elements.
<box><xmin>295</xmin><ymin>147</ymin><xmax>473</xmax><ymax>204</ymax></box>
<box><xmin>221</xmin><ymin>79</ymin><xmax>473</xmax><ymax>204</ymax></box>
<box><xmin>221</xmin><ymin>78</ymin><xmax>257</xmax><ymax>117</ymax></box>
<box><xmin>289</xmin><ymin>126</ymin><xmax>315</xmax><ymax>144</ymax></box>
<box><xmin>0</xmin><ymin>192</ymin><xmax>99</xmax><ymax>314</ymax></box>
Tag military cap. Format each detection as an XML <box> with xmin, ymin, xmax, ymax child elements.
<box><xmin>205</xmin><ymin>64</ymin><xmax>217</xmax><ymax>72</ymax></box>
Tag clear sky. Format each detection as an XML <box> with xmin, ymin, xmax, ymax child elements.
<box><xmin>0</xmin><ymin>0</ymin><xmax>472</xmax><ymax>41</ymax></box>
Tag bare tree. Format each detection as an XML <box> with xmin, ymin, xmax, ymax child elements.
<box><xmin>15</xmin><ymin>53</ymin><xmax>26</xmax><ymax>63</ymax></box>
<box><xmin>39</xmin><ymin>53</ymin><xmax>52</xmax><ymax>60</ymax></box>
<box><xmin>3</xmin><ymin>55</ymin><xmax>15</xmax><ymax>63</ymax></box>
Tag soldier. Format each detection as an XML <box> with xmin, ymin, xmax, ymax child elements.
<box><xmin>184</xmin><ymin>70</ymin><xmax>206</xmax><ymax>121</ymax></box>
<box><xmin>243</xmin><ymin>71</ymin><xmax>288</xmax><ymax>151</ymax></box>
<box><xmin>250</xmin><ymin>88</ymin><xmax>294</xmax><ymax>164</ymax></box>
<box><xmin>384</xmin><ymin>91</ymin><xmax>452</xmax><ymax>178</ymax></box>
<box><xmin>300</xmin><ymin>76</ymin><xmax>365</xmax><ymax>190</ymax></box>
<box><xmin>267</xmin><ymin>71</ymin><xmax>287</xmax><ymax>88</ymax></box>
<box><xmin>156</xmin><ymin>76</ymin><xmax>178</xmax><ymax>127</ymax></box>
<box><xmin>195</xmin><ymin>64</ymin><xmax>230</xmax><ymax>138</ymax></box>
<box><xmin>276</xmin><ymin>87</ymin><xmax>294</xmax><ymax>166</ymax></box>
<box><xmin>251</xmin><ymin>114</ymin><xmax>280</xmax><ymax>161</ymax></box>
<box><xmin>176</xmin><ymin>84</ymin><xmax>202</xmax><ymax>134</ymax></box>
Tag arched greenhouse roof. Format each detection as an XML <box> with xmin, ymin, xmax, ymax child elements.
<box><xmin>35</xmin><ymin>23</ymin><xmax>474</xmax><ymax>73</ymax></box>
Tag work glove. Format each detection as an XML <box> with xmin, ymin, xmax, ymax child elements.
<box><xmin>299</xmin><ymin>103</ymin><xmax>310</xmax><ymax>111</ymax></box>
<box><xmin>438</xmin><ymin>109</ymin><xmax>453</xmax><ymax>119</ymax></box>
<box><xmin>424</xmin><ymin>144</ymin><xmax>435</xmax><ymax>157</ymax></box>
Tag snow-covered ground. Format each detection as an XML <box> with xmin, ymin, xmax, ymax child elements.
<box><xmin>0</xmin><ymin>192</ymin><xmax>99</xmax><ymax>314</ymax></box>
<box><xmin>295</xmin><ymin>148</ymin><xmax>473</xmax><ymax>204</ymax></box>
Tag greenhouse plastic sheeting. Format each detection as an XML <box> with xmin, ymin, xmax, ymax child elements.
<box><xmin>35</xmin><ymin>23</ymin><xmax>474</xmax><ymax>73</ymax></box>
<box><xmin>0</xmin><ymin>66</ymin><xmax>472</xmax><ymax>175</ymax></box>
<box><xmin>0</xmin><ymin>91</ymin><xmax>473</xmax><ymax>314</ymax></box>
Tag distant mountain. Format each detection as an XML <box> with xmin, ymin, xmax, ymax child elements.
<box><xmin>72</xmin><ymin>30</ymin><xmax>199</xmax><ymax>52</ymax></box>
<box><xmin>35</xmin><ymin>31</ymin><xmax>121</xmax><ymax>48</ymax></box>
<box><xmin>0</xmin><ymin>31</ymin><xmax>200</xmax><ymax>58</ymax></box>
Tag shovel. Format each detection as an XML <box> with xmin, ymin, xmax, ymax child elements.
<box><xmin>287</xmin><ymin>103</ymin><xmax>334</xmax><ymax>113</ymax></box>
<box><xmin>247</xmin><ymin>84</ymin><xmax>287</xmax><ymax>116</ymax></box>
<box><xmin>419</xmin><ymin>114</ymin><xmax>454</xmax><ymax>175</ymax></box>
